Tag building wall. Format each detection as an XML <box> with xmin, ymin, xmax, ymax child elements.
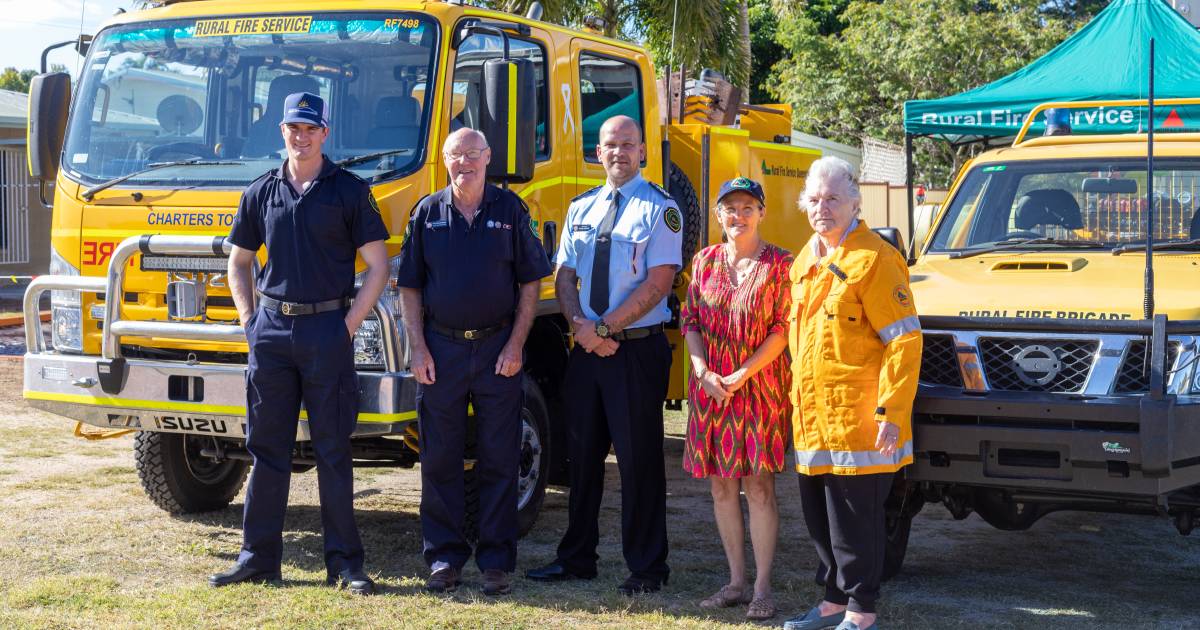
<box><xmin>0</xmin><ymin>125</ymin><xmax>50</xmax><ymax>276</ymax></box>
<box><xmin>859</xmin><ymin>181</ymin><xmax>947</xmax><ymax>251</ymax></box>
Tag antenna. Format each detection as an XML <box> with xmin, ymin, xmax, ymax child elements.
<box><xmin>1144</xmin><ymin>38</ymin><xmax>1155</xmax><ymax>321</ymax></box>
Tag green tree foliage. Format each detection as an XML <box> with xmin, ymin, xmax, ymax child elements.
<box><xmin>0</xmin><ymin>68</ymin><xmax>37</xmax><ymax>94</ymax></box>
<box><xmin>749</xmin><ymin>0</ymin><xmax>785</xmax><ymax>104</ymax></box>
<box><xmin>634</xmin><ymin>0</ymin><xmax>750</xmax><ymax>87</ymax></box>
<box><xmin>768</xmin><ymin>0</ymin><xmax>1100</xmax><ymax>184</ymax></box>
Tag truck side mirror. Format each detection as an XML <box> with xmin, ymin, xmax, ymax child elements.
<box><xmin>480</xmin><ymin>58</ymin><xmax>535</xmax><ymax>183</ymax></box>
<box><xmin>28</xmin><ymin>72</ymin><xmax>71</xmax><ymax>182</ymax></box>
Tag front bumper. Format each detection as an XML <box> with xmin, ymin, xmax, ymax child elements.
<box><xmin>24</xmin><ymin>352</ymin><xmax>417</xmax><ymax>440</ymax></box>
<box><xmin>23</xmin><ymin>235</ymin><xmax>415</xmax><ymax>442</ymax></box>
<box><xmin>911</xmin><ymin>387</ymin><xmax>1200</xmax><ymax>497</ymax></box>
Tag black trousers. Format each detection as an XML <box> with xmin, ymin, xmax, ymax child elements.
<box><xmin>555</xmin><ymin>332</ymin><xmax>672</xmax><ymax>581</ymax></box>
<box><xmin>797</xmin><ymin>472</ymin><xmax>894</xmax><ymax>614</ymax></box>
<box><xmin>239</xmin><ymin>307</ymin><xmax>364</xmax><ymax>576</ymax></box>
<box><xmin>417</xmin><ymin>324</ymin><xmax>522</xmax><ymax>573</ymax></box>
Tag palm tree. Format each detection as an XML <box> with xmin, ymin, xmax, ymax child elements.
<box><xmin>482</xmin><ymin>0</ymin><xmax>752</xmax><ymax>89</ymax></box>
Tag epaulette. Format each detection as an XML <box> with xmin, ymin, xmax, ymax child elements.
<box><xmin>570</xmin><ymin>185</ymin><xmax>603</xmax><ymax>203</ymax></box>
<box><xmin>648</xmin><ymin>181</ymin><xmax>673</xmax><ymax>199</ymax></box>
<box><xmin>408</xmin><ymin>193</ymin><xmax>434</xmax><ymax>218</ymax></box>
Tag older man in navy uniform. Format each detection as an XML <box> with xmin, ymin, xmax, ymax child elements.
<box><xmin>527</xmin><ymin>115</ymin><xmax>682</xmax><ymax>595</ymax></box>
<box><xmin>211</xmin><ymin>92</ymin><xmax>391</xmax><ymax>595</ymax></box>
<box><xmin>396</xmin><ymin>128</ymin><xmax>551</xmax><ymax>596</ymax></box>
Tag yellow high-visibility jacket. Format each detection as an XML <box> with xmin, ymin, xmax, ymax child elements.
<box><xmin>788</xmin><ymin>221</ymin><xmax>922</xmax><ymax>475</ymax></box>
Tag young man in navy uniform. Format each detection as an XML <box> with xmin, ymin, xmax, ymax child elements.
<box><xmin>396</xmin><ymin>128</ymin><xmax>551</xmax><ymax>596</ymax></box>
<box><xmin>527</xmin><ymin>115</ymin><xmax>683</xmax><ymax>594</ymax></box>
<box><xmin>211</xmin><ymin>92</ymin><xmax>391</xmax><ymax>595</ymax></box>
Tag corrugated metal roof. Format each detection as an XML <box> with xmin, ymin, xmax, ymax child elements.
<box><xmin>0</xmin><ymin>89</ymin><xmax>28</xmax><ymax>129</ymax></box>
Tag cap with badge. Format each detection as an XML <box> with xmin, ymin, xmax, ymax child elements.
<box><xmin>716</xmin><ymin>176</ymin><xmax>766</xmax><ymax>206</ymax></box>
<box><xmin>280</xmin><ymin>91</ymin><xmax>328</xmax><ymax>128</ymax></box>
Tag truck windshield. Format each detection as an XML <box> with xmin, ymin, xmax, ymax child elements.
<box><xmin>62</xmin><ymin>12</ymin><xmax>438</xmax><ymax>188</ymax></box>
<box><xmin>928</xmin><ymin>158</ymin><xmax>1200</xmax><ymax>254</ymax></box>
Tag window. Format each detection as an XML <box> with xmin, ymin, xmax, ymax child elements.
<box><xmin>578</xmin><ymin>52</ymin><xmax>642</xmax><ymax>161</ymax></box>
<box><xmin>452</xmin><ymin>32</ymin><xmax>550</xmax><ymax>160</ymax></box>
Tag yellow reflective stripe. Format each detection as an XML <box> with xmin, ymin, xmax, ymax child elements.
<box><xmin>794</xmin><ymin>440</ymin><xmax>913</xmax><ymax>468</ymax></box>
<box><xmin>24</xmin><ymin>390</ymin><xmax>416</xmax><ymax>424</ymax></box>
<box><xmin>507</xmin><ymin>65</ymin><xmax>517</xmax><ymax>173</ymax></box>
<box><xmin>25</xmin><ymin>390</ymin><xmax>244</xmax><ymax>415</ymax></box>
<box><xmin>516</xmin><ymin>175</ymin><xmax>606</xmax><ymax>199</ymax></box>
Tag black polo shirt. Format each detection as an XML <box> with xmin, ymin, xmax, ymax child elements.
<box><xmin>396</xmin><ymin>184</ymin><xmax>552</xmax><ymax>330</ymax></box>
<box><xmin>228</xmin><ymin>156</ymin><xmax>390</xmax><ymax>303</ymax></box>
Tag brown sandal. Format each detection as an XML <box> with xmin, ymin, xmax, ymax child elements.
<box><xmin>745</xmin><ymin>595</ymin><xmax>777</xmax><ymax>620</ymax></box>
<box><xmin>699</xmin><ymin>584</ymin><xmax>751</xmax><ymax>608</ymax></box>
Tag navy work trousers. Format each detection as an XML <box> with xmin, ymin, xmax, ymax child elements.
<box><xmin>417</xmin><ymin>324</ymin><xmax>522</xmax><ymax>573</ymax></box>
<box><xmin>555</xmin><ymin>332</ymin><xmax>672</xmax><ymax>582</ymax></box>
<box><xmin>237</xmin><ymin>306</ymin><xmax>365</xmax><ymax>576</ymax></box>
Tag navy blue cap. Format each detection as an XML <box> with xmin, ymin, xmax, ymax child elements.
<box><xmin>716</xmin><ymin>176</ymin><xmax>765</xmax><ymax>206</ymax></box>
<box><xmin>281</xmin><ymin>92</ymin><xmax>327</xmax><ymax>127</ymax></box>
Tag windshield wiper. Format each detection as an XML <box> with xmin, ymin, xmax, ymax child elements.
<box><xmin>948</xmin><ymin>237</ymin><xmax>1108</xmax><ymax>259</ymax></box>
<box><xmin>81</xmin><ymin>158</ymin><xmax>241</xmax><ymax>201</ymax></box>
<box><xmin>1111</xmin><ymin>239</ymin><xmax>1200</xmax><ymax>255</ymax></box>
<box><xmin>338</xmin><ymin>149</ymin><xmax>413</xmax><ymax>169</ymax></box>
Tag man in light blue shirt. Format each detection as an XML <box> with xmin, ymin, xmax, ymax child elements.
<box><xmin>526</xmin><ymin>115</ymin><xmax>682</xmax><ymax>595</ymax></box>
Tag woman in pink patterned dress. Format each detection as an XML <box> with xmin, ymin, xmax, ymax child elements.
<box><xmin>681</xmin><ymin>177</ymin><xmax>793</xmax><ymax>620</ymax></box>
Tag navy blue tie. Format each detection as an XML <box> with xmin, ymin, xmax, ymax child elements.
<box><xmin>589</xmin><ymin>190</ymin><xmax>622</xmax><ymax>317</ymax></box>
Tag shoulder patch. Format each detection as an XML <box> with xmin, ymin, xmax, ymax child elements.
<box><xmin>367</xmin><ymin>193</ymin><xmax>382</xmax><ymax>216</ymax></box>
<box><xmin>893</xmin><ymin>284</ymin><xmax>912</xmax><ymax>308</ymax></box>
<box><xmin>664</xmin><ymin>206</ymin><xmax>682</xmax><ymax>233</ymax></box>
<box><xmin>571</xmin><ymin>185</ymin><xmax>603</xmax><ymax>203</ymax></box>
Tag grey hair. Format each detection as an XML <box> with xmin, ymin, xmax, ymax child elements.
<box><xmin>803</xmin><ymin>156</ymin><xmax>861</xmax><ymax>203</ymax></box>
<box><xmin>444</xmin><ymin>127</ymin><xmax>489</xmax><ymax>149</ymax></box>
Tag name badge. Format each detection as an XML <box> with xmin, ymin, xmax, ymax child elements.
<box><xmin>426</xmin><ymin>220</ymin><xmax>449</xmax><ymax>229</ymax></box>
<box><xmin>572</xmin><ymin>224</ymin><xmax>593</xmax><ymax>232</ymax></box>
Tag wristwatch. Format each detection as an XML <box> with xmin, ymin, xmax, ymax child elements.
<box><xmin>595</xmin><ymin>319</ymin><xmax>612</xmax><ymax>339</ymax></box>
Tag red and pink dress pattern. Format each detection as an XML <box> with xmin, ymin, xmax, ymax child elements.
<box><xmin>681</xmin><ymin>243</ymin><xmax>793</xmax><ymax>478</ymax></box>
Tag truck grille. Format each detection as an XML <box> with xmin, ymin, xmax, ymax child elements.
<box><xmin>920</xmin><ymin>334</ymin><xmax>963</xmax><ymax>387</ymax></box>
<box><xmin>978</xmin><ymin>338</ymin><xmax>1098</xmax><ymax>393</ymax></box>
<box><xmin>1113</xmin><ymin>340</ymin><xmax>1181</xmax><ymax>393</ymax></box>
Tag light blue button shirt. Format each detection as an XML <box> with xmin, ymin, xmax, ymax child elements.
<box><xmin>555</xmin><ymin>173</ymin><xmax>683</xmax><ymax>327</ymax></box>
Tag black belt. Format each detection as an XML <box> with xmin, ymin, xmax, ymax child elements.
<box><xmin>428</xmin><ymin>318</ymin><xmax>512</xmax><ymax>341</ymax></box>
<box><xmin>258</xmin><ymin>294</ymin><xmax>349</xmax><ymax>316</ymax></box>
<box><xmin>611</xmin><ymin>323</ymin><xmax>664</xmax><ymax>341</ymax></box>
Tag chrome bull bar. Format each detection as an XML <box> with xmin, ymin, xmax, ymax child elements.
<box><xmin>25</xmin><ymin>234</ymin><xmax>404</xmax><ymax>373</ymax></box>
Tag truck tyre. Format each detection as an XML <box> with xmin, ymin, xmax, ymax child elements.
<box><xmin>134</xmin><ymin>432</ymin><xmax>249</xmax><ymax>514</ymax></box>
<box><xmin>881</xmin><ymin>510</ymin><xmax>914</xmax><ymax>581</ymax></box>
<box><xmin>668</xmin><ymin>162</ymin><xmax>703</xmax><ymax>267</ymax></box>
<box><xmin>882</xmin><ymin>477</ymin><xmax>922</xmax><ymax>581</ymax></box>
<box><xmin>973</xmin><ymin>489</ymin><xmax>1043</xmax><ymax>531</ymax></box>
<box><xmin>464</xmin><ymin>374</ymin><xmax>551</xmax><ymax>541</ymax></box>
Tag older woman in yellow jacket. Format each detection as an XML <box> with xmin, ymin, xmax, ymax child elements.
<box><xmin>782</xmin><ymin>157</ymin><xmax>921</xmax><ymax>630</ymax></box>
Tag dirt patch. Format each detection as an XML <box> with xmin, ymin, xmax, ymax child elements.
<box><xmin>0</xmin><ymin>360</ymin><xmax>1196</xmax><ymax>628</ymax></box>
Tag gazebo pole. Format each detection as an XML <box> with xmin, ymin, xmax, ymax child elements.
<box><xmin>905</xmin><ymin>132</ymin><xmax>916</xmax><ymax>261</ymax></box>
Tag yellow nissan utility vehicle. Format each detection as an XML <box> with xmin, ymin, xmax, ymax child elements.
<box><xmin>882</xmin><ymin>99</ymin><xmax>1200</xmax><ymax>575</ymax></box>
<box><xmin>21</xmin><ymin>0</ymin><xmax>819</xmax><ymax>535</ymax></box>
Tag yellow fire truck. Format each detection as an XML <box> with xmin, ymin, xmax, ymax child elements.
<box><xmin>22</xmin><ymin>0</ymin><xmax>820</xmax><ymax>534</ymax></box>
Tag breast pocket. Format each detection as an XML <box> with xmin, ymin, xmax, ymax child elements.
<box><xmin>821</xmin><ymin>299</ymin><xmax>867</xmax><ymax>366</ymax></box>
<box><xmin>612</xmin><ymin>224</ymin><xmax>651</xmax><ymax>277</ymax></box>
<box><xmin>490</xmin><ymin>229</ymin><xmax>515</xmax><ymax>262</ymax></box>
<box><xmin>309</xmin><ymin>203</ymin><xmax>350</xmax><ymax>242</ymax></box>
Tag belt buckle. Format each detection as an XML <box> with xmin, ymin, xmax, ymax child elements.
<box><xmin>281</xmin><ymin>302</ymin><xmax>294</xmax><ymax>316</ymax></box>
<box><xmin>463</xmin><ymin>329</ymin><xmax>477</xmax><ymax>340</ymax></box>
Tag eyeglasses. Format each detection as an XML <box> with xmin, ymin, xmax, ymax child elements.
<box><xmin>718</xmin><ymin>205</ymin><xmax>761</xmax><ymax>218</ymax></box>
<box><xmin>443</xmin><ymin>148</ymin><xmax>487</xmax><ymax>161</ymax></box>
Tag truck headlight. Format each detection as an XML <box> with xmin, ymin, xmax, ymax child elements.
<box><xmin>49</xmin><ymin>248</ymin><xmax>83</xmax><ymax>353</ymax></box>
<box><xmin>352</xmin><ymin>255</ymin><xmax>406</xmax><ymax>370</ymax></box>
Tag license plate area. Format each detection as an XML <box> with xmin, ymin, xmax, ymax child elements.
<box><xmin>983</xmin><ymin>440</ymin><xmax>1072</xmax><ymax>481</ymax></box>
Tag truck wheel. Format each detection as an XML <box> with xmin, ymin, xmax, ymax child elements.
<box><xmin>464</xmin><ymin>374</ymin><xmax>551</xmax><ymax>541</ymax></box>
<box><xmin>973</xmin><ymin>489</ymin><xmax>1042</xmax><ymax>531</ymax></box>
<box><xmin>881</xmin><ymin>477</ymin><xmax>922</xmax><ymax>581</ymax></box>
<box><xmin>134</xmin><ymin>432</ymin><xmax>249</xmax><ymax>514</ymax></box>
<box><xmin>881</xmin><ymin>510</ymin><xmax>914</xmax><ymax>581</ymax></box>
<box><xmin>667</xmin><ymin>162</ymin><xmax>703</xmax><ymax>267</ymax></box>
